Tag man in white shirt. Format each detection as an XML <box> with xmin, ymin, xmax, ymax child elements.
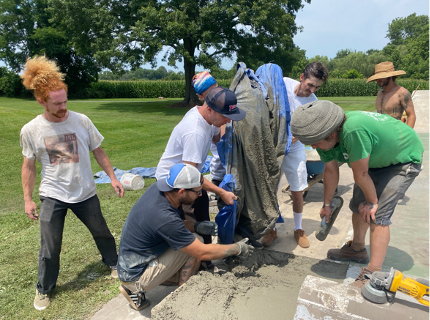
<box><xmin>20</xmin><ymin>56</ymin><xmax>124</xmax><ymax>311</ymax></box>
<box><xmin>277</xmin><ymin>62</ymin><xmax>328</xmax><ymax>248</ymax></box>
<box><xmin>191</xmin><ymin>71</ymin><xmax>226</xmax><ymax>187</ymax></box>
<box><xmin>155</xmin><ymin>86</ymin><xmax>245</xmax><ymax>246</ymax></box>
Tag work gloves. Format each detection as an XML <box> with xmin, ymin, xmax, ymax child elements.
<box><xmin>236</xmin><ymin>238</ymin><xmax>254</xmax><ymax>258</ymax></box>
<box><xmin>194</xmin><ymin>221</ymin><xmax>218</xmax><ymax>236</ymax></box>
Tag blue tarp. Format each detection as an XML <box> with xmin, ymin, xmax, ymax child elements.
<box><xmin>94</xmin><ymin>156</ymin><xmax>213</xmax><ymax>183</ymax></box>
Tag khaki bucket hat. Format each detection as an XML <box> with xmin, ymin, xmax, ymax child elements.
<box><xmin>366</xmin><ymin>61</ymin><xmax>406</xmax><ymax>83</ymax></box>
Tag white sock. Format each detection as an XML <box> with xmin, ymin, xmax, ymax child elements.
<box><xmin>293</xmin><ymin>212</ymin><xmax>302</xmax><ymax>231</ymax></box>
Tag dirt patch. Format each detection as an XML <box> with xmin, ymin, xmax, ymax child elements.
<box><xmin>151</xmin><ymin>250</ymin><xmax>348</xmax><ymax>320</ymax></box>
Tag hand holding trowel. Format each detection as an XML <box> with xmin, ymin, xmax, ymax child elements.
<box><xmin>316</xmin><ymin>196</ymin><xmax>344</xmax><ymax>241</ymax></box>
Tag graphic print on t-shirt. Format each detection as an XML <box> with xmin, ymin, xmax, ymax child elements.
<box><xmin>44</xmin><ymin>133</ymin><xmax>79</xmax><ymax>165</ymax></box>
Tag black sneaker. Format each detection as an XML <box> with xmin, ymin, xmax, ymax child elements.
<box><xmin>119</xmin><ymin>285</ymin><xmax>150</xmax><ymax>311</ymax></box>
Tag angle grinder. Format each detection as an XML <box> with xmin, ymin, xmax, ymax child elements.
<box><xmin>361</xmin><ymin>267</ymin><xmax>429</xmax><ymax>306</ymax></box>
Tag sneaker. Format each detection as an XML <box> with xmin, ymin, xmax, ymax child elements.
<box><xmin>294</xmin><ymin>229</ymin><xmax>310</xmax><ymax>248</ymax></box>
<box><xmin>34</xmin><ymin>289</ymin><xmax>50</xmax><ymax>310</ymax></box>
<box><xmin>119</xmin><ymin>285</ymin><xmax>150</xmax><ymax>311</ymax></box>
<box><xmin>260</xmin><ymin>228</ymin><xmax>277</xmax><ymax>247</ymax></box>
<box><xmin>110</xmin><ymin>265</ymin><xmax>118</xmax><ymax>279</ymax></box>
<box><xmin>350</xmin><ymin>267</ymin><xmax>373</xmax><ymax>288</ymax></box>
<box><xmin>327</xmin><ymin>240</ymin><xmax>369</xmax><ymax>263</ymax></box>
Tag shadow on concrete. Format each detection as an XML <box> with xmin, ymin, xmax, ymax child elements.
<box><xmin>392</xmin><ymin>297</ymin><xmax>430</xmax><ymax>313</ymax></box>
<box><xmin>397</xmin><ymin>195</ymin><xmax>411</xmax><ymax>206</ymax></box>
<box><xmin>281</xmin><ymin>217</ymin><xmax>340</xmax><ymax>236</ymax></box>
<box><xmin>382</xmin><ymin>245</ymin><xmax>416</xmax><ymax>272</ymax></box>
<box><xmin>302</xmin><ymin>182</ymin><xmax>354</xmax><ymax>204</ymax></box>
<box><xmin>310</xmin><ymin>259</ymin><xmax>348</xmax><ymax>280</ymax></box>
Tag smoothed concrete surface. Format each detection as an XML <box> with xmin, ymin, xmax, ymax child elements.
<box><xmin>295</xmin><ymin>275</ymin><xmax>429</xmax><ymax>320</ymax></box>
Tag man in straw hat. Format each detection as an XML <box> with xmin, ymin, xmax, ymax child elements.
<box><xmin>117</xmin><ymin>163</ymin><xmax>254</xmax><ymax>311</ymax></box>
<box><xmin>291</xmin><ymin>100</ymin><xmax>423</xmax><ymax>288</ymax></box>
<box><xmin>20</xmin><ymin>56</ymin><xmax>124</xmax><ymax>310</ymax></box>
<box><xmin>367</xmin><ymin>61</ymin><xmax>416</xmax><ymax>128</ymax></box>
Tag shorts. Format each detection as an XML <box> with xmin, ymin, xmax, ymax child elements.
<box><xmin>123</xmin><ymin>234</ymin><xmax>203</xmax><ymax>293</ymax></box>
<box><xmin>281</xmin><ymin>149</ymin><xmax>308</xmax><ymax>192</ymax></box>
<box><xmin>349</xmin><ymin>161</ymin><xmax>421</xmax><ymax>225</ymax></box>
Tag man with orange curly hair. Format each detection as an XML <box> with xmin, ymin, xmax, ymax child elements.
<box><xmin>19</xmin><ymin>56</ymin><xmax>124</xmax><ymax>311</ymax></box>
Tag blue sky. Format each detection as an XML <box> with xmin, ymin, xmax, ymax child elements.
<box><xmin>2</xmin><ymin>1</ymin><xmax>428</xmax><ymax>72</ymax></box>
<box><xmin>294</xmin><ymin>0</ymin><xmax>429</xmax><ymax>59</ymax></box>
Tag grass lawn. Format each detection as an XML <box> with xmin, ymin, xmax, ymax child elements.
<box><xmin>0</xmin><ymin>96</ymin><xmax>376</xmax><ymax>319</ymax></box>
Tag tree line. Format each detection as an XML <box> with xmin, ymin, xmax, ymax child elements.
<box><xmin>0</xmin><ymin>0</ymin><xmax>428</xmax><ymax>100</ymax></box>
<box><xmin>303</xmin><ymin>14</ymin><xmax>429</xmax><ymax>80</ymax></box>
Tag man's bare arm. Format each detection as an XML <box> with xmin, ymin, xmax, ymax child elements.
<box><xmin>181</xmin><ymin>238</ymin><xmax>241</xmax><ymax>261</ymax></box>
<box><xmin>350</xmin><ymin>156</ymin><xmax>378</xmax><ymax>223</ymax></box>
<box><xmin>319</xmin><ymin>160</ymin><xmax>340</xmax><ymax>222</ymax></box>
<box><xmin>183</xmin><ymin>160</ymin><xmax>237</xmax><ymax>205</ymax></box>
<box><xmin>400</xmin><ymin>89</ymin><xmax>416</xmax><ymax>129</ymax></box>
<box><xmin>22</xmin><ymin>157</ymin><xmax>39</xmax><ymax>220</ymax></box>
<box><xmin>92</xmin><ymin>147</ymin><xmax>124</xmax><ymax>197</ymax></box>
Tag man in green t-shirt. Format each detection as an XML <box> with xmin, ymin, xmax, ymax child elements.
<box><xmin>290</xmin><ymin>100</ymin><xmax>423</xmax><ymax>288</ymax></box>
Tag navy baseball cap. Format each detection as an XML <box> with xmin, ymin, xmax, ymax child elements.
<box><xmin>156</xmin><ymin>163</ymin><xmax>203</xmax><ymax>192</ymax></box>
<box><xmin>205</xmin><ymin>87</ymin><xmax>246</xmax><ymax>121</ymax></box>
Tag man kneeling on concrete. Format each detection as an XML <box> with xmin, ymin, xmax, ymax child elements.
<box><xmin>291</xmin><ymin>101</ymin><xmax>423</xmax><ymax>288</ymax></box>
<box><xmin>117</xmin><ymin>163</ymin><xmax>254</xmax><ymax>310</ymax></box>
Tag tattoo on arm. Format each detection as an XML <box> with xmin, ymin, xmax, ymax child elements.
<box><xmin>399</xmin><ymin>92</ymin><xmax>412</xmax><ymax>111</ymax></box>
<box><xmin>363</xmin><ymin>201</ymin><xmax>376</xmax><ymax>210</ymax></box>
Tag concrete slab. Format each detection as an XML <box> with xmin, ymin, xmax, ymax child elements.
<box><xmin>91</xmin><ymin>286</ymin><xmax>177</xmax><ymax>320</ymax></box>
<box><xmin>294</xmin><ymin>275</ymin><xmax>429</xmax><ymax>320</ymax></box>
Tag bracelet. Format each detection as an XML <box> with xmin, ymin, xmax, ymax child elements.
<box><xmin>322</xmin><ymin>203</ymin><xmax>331</xmax><ymax>208</ymax></box>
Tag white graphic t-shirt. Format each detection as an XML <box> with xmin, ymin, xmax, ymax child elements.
<box><xmin>20</xmin><ymin>111</ymin><xmax>104</xmax><ymax>203</ymax></box>
<box><xmin>156</xmin><ymin>106</ymin><xmax>219</xmax><ymax>180</ymax></box>
<box><xmin>284</xmin><ymin>77</ymin><xmax>318</xmax><ymax>152</ymax></box>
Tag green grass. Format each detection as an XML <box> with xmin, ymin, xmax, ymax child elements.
<box><xmin>319</xmin><ymin>96</ymin><xmax>377</xmax><ymax>112</ymax></box>
<box><xmin>0</xmin><ymin>95</ymin><xmax>377</xmax><ymax>319</ymax></box>
<box><xmin>0</xmin><ymin>97</ymin><xmax>187</xmax><ymax>319</ymax></box>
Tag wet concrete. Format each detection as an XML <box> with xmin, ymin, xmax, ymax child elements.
<box><xmin>151</xmin><ymin>251</ymin><xmax>348</xmax><ymax>320</ymax></box>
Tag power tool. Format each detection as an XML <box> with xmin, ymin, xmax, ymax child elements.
<box><xmin>361</xmin><ymin>267</ymin><xmax>429</xmax><ymax>306</ymax></box>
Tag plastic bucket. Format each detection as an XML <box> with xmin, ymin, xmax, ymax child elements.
<box><xmin>120</xmin><ymin>173</ymin><xmax>145</xmax><ymax>191</ymax></box>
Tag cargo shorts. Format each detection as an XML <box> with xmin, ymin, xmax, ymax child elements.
<box><xmin>349</xmin><ymin>161</ymin><xmax>422</xmax><ymax>225</ymax></box>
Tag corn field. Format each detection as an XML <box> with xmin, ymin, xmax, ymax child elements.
<box><xmin>89</xmin><ymin>79</ymin><xmax>232</xmax><ymax>98</ymax></box>
<box><xmin>317</xmin><ymin>79</ymin><xmax>429</xmax><ymax>97</ymax></box>
<box><xmin>88</xmin><ymin>79</ymin><xmax>428</xmax><ymax>99</ymax></box>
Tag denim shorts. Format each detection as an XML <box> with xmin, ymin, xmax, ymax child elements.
<box><xmin>349</xmin><ymin>161</ymin><xmax>422</xmax><ymax>225</ymax></box>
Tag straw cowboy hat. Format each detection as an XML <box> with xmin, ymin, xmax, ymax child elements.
<box><xmin>366</xmin><ymin>61</ymin><xmax>406</xmax><ymax>83</ymax></box>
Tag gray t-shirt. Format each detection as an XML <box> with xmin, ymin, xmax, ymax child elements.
<box><xmin>283</xmin><ymin>77</ymin><xmax>318</xmax><ymax>152</ymax></box>
<box><xmin>20</xmin><ymin>111</ymin><xmax>104</xmax><ymax>203</ymax></box>
<box><xmin>117</xmin><ymin>183</ymin><xmax>196</xmax><ymax>282</ymax></box>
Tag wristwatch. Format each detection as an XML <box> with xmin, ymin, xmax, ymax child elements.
<box><xmin>322</xmin><ymin>203</ymin><xmax>331</xmax><ymax>208</ymax></box>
